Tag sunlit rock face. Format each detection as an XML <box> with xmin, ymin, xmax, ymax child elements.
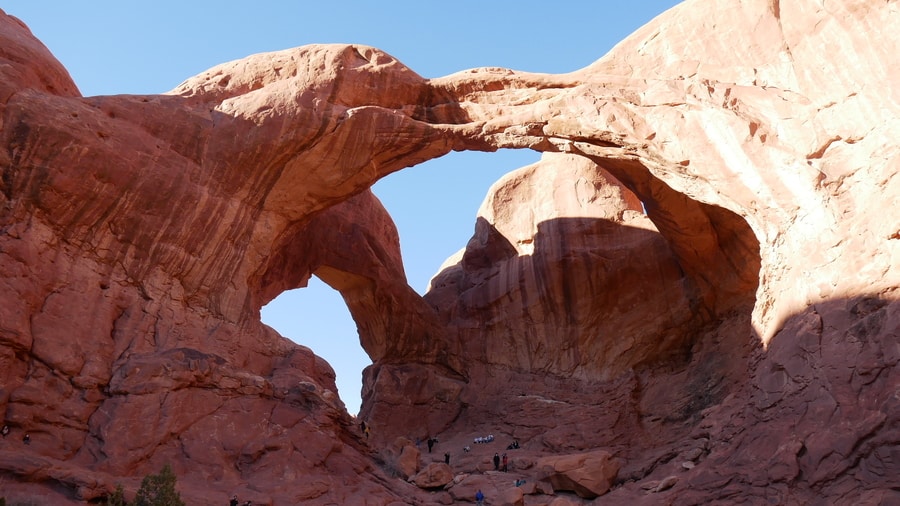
<box><xmin>1</xmin><ymin>0</ymin><xmax>899</xmax><ymax>505</ymax></box>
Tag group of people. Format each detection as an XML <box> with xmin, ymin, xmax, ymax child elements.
<box><xmin>474</xmin><ymin>443</ymin><xmax>524</xmax><ymax>505</ymax></box>
<box><xmin>492</xmin><ymin>452</ymin><xmax>509</xmax><ymax>472</ymax></box>
<box><xmin>228</xmin><ymin>495</ymin><xmax>252</xmax><ymax>506</ymax></box>
<box><xmin>403</xmin><ymin>430</ymin><xmax>522</xmax><ymax>504</ymax></box>
<box><xmin>1</xmin><ymin>424</ymin><xmax>30</xmax><ymax>445</ymax></box>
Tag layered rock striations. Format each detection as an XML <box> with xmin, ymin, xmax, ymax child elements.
<box><xmin>1</xmin><ymin>0</ymin><xmax>898</xmax><ymax>504</ymax></box>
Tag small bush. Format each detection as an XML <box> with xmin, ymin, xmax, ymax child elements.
<box><xmin>132</xmin><ymin>464</ymin><xmax>185</xmax><ymax>506</ymax></box>
<box><xmin>106</xmin><ymin>484</ymin><xmax>127</xmax><ymax>506</ymax></box>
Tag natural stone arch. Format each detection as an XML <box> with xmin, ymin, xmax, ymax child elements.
<box><xmin>225</xmin><ymin>42</ymin><xmax>770</xmax><ymax>438</ymax></box>
<box><xmin>586</xmin><ymin>155</ymin><xmax>762</xmax><ymax>319</ymax></box>
<box><xmin>250</xmin><ymin>190</ymin><xmax>460</xmax><ymax>370</ymax></box>
<box><xmin>2</xmin><ymin>1</ymin><xmax>899</xmax><ymax>503</ymax></box>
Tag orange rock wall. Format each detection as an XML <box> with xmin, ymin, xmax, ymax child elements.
<box><xmin>1</xmin><ymin>0</ymin><xmax>898</xmax><ymax>504</ymax></box>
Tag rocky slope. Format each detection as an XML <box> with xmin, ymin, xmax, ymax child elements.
<box><xmin>1</xmin><ymin>0</ymin><xmax>898</xmax><ymax>504</ymax></box>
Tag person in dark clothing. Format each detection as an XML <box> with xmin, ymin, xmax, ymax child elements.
<box><xmin>1</xmin><ymin>425</ymin><xmax>9</xmax><ymax>438</ymax></box>
<box><xmin>444</xmin><ymin>452</ymin><xmax>450</xmax><ymax>465</ymax></box>
<box><xmin>493</xmin><ymin>452</ymin><xmax>500</xmax><ymax>470</ymax></box>
<box><xmin>427</xmin><ymin>437</ymin><xmax>436</xmax><ymax>453</ymax></box>
<box><xmin>229</xmin><ymin>495</ymin><xmax>239</xmax><ymax>506</ymax></box>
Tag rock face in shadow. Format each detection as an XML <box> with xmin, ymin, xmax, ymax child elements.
<box><xmin>1</xmin><ymin>1</ymin><xmax>899</xmax><ymax>505</ymax></box>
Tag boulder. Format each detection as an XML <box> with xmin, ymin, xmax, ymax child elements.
<box><xmin>412</xmin><ymin>462</ymin><xmax>453</xmax><ymax>489</ymax></box>
<box><xmin>537</xmin><ymin>450</ymin><xmax>621</xmax><ymax>499</ymax></box>
<box><xmin>496</xmin><ymin>486</ymin><xmax>525</xmax><ymax>506</ymax></box>
<box><xmin>396</xmin><ymin>444</ymin><xmax>421</xmax><ymax>480</ymax></box>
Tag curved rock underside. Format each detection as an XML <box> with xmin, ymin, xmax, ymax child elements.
<box><xmin>1</xmin><ymin>0</ymin><xmax>898</xmax><ymax>504</ymax></box>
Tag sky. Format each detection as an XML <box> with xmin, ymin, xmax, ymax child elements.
<box><xmin>4</xmin><ymin>1</ymin><xmax>682</xmax><ymax>415</ymax></box>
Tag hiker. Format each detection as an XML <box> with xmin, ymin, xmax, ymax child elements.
<box><xmin>502</xmin><ymin>453</ymin><xmax>508</xmax><ymax>472</ymax></box>
<box><xmin>444</xmin><ymin>452</ymin><xmax>450</xmax><ymax>465</ymax></box>
<box><xmin>229</xmin><ymin>495</ymin><xmax>239</xmax><ymax>506</ymax></box>
<box><xmin>23</xmin><ymin>433</ymin><xmax>30</xmax><ymax>445</ymax></box>
<box><xmin>427</xmin><ymin>437</ymin><xmax>436</xmax><ymax>453</ymax></box>
<box><xmin>475</xmin><ymin>489</ymin><xmax>485</xmax><ymax>506</ymax></box>
<box><xmin>493</xmin><ymin>452</ymin><xmax>500</xmax><ymax>470</ymax></box>
<box><xmin>1</xmin><ymin>425</ymin><xmax>9</xmax><ymax>438</ymax></box>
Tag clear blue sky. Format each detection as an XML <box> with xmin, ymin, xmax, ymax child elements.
<box><xmin>4</xmin><ymin>1</ymin><xmax>681</xmax><ymax>415</ymax></box>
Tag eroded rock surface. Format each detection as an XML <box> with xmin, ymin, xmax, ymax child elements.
<box><xmin>1</xmin><ymin>0</ymin><xmax>898</xmax><ymax>504</ymax></box>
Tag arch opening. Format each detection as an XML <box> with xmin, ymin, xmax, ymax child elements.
<box><xmin>261</xmin><ymin>275</ymin><xmax>370</xmax><ymax>415</ymax></box>
<box><xmin>362</xmin><ymin>146</ymin><xmax>766</xmax><ymax>448</ymax></box>
<box><xmin>255</xmin><ymin>149</ymin><xmax>541</xmax><ymax>416</ymax></box>
<box><xmin>372</xmin><ymin>148</ymin><xmax>542</xmax><ymax>294</ymax></box>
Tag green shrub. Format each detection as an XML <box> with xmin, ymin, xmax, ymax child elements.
<box><xmin>106</xmin><ymin>484</ymin><xmax>127</xmax><ymax>506</ymax></box>
<box><xmin>132</xmin><ymin>464</ymin><xmax>185</xmax><ymax>506</ymax></box>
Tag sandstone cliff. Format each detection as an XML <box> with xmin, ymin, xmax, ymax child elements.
<box><xmin>1</xmin><ymin>0</ymin><xmax>898</xmax><ymax>504</ymax></box>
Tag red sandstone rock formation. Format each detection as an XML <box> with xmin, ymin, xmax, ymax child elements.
<box><xmin>537</xmin><ymin>450</ymin><xmax>621</xmax><ymax>499</ymax></box>
<box><xmin>1</xmin><ymin>0</ymin><xmax>898</xmax><ymax>504</ymax></box>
